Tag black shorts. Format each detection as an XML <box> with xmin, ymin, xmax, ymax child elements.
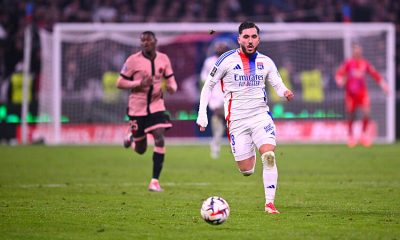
<box><xmin>128</xmin><ymin>111</ymin><xmax>172</xmax><ymax>139</ymax></box>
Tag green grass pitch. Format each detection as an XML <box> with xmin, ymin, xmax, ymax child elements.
<box><xmin>1</xmin><ymin>143</ymin><xmax>399</xmax><ymax>239</ymax></box>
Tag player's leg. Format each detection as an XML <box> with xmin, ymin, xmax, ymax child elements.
<box><xmin>144</xmin><ymin>111</ymin><xmax>172</xmax><ymax>192</ymax></box>
<box><xmin>345</xmin><ymin>95</ymin><xmax>357</xmax><ymax>148</ymax></box>
<box><xmin>228</xmin><ymin>119</ymin><xmax>256</xmax><ymax>176</ymax></box>
<box><xmin>259</xmin><ymin>144</ymin><xmax>279</xmax><ymax>214</ymax></box>
<box><xmin>347</xmin><ymin>112</ymin><xmax>357</xmax><ymax>147</ymax></box>
<box><xmin>133</xmin><ymin>137</ymin><xmax>147</xmax><ymax>155</ymax></box>
<box><xmin>148</xmin><ymin>127</ymin><xmax>165</xmax><ymax>192</ymax></box>
<box><xmin>210</xmin><ymin>111</ymin><xmax>224</xmax><ymax>159</ymax></box>
<box><xmin>125</xmin><ymin>118</ymin><xmax>147</xmax><ymax>154</ymax></box>
<box><xmin>252</xmin><ymin>113</ymin><xmax>279</xmax><ymax>214</ymax></box>
<box><xmin>123</xmin><ymin>125</ymin><xmax>134</xmax><ymax>148</ymax></box>
<box><xmin>236</xmin><ymin>155</ymin><xmax>256</xmax><ymax>176</ymax></box>
<box><xmin>360</xmin><ymin>95</ymin><xmax>372</xmax><ymax>147</ymax></box>
<box><xmin>123</xmin><ymin>119</ymin><xmax>137</xmax><ymax>148</ymax></box>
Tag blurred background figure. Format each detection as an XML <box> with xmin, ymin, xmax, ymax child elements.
<box><xmin>335</xmin><ymin>43</ymin><xmax>389</xmax><ymax>148</ymax></box>
<box><xmin>200</xmin><ymin>41</ymin><xmax>230</xmax><ymax>159</ymax></box>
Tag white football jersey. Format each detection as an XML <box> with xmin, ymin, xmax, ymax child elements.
<box><xmin>199</xmin><ymin>48</ymin><xmax>288</xmax><ymax>121</ymax></box>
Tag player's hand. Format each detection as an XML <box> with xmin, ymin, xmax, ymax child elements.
<box><xmin>284</xmin><ymin>90</ymin><xmax>294</xmax><ymax>101</ymax></box>
<box><xmin>166</xmin><ymin>85</ymin><xmax>177</xmax><ymax>94</ymax></box>
<box><xmin>196</xmin><ymin>113</ymin><xmax>208</xmax><ymax>132</ymax></box>
<box><xmin>336</xmin><ymin>77</ymin><xmax>345</xmax><ymax>88</ymax></box>
<box><xmin>140</xmin><ymin>73</ymin><xmax>152</xmax><ymax>88</ymax></box>
<box><xmin>380</xmin><ymin>81</ymin><xmax>389</xmax><ymax>95</ymax></box>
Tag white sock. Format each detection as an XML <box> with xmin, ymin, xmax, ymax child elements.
<box><xmin>261</xmin><ymin>152</ymin><xmax>278</xmax><ymax>204</ymax></box>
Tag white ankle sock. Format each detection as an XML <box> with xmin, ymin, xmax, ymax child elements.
<box><xmin>262</xmin><ymin>152</ymin><xmax>278</xmax><ymax>203</ymax></box>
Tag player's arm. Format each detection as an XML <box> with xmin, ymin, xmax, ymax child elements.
<box><xmin>116</xmin><ymin>73</ymin><xmax>149</xmax><ymax>90</ymax></box>
<box><xmin>267</xmin><ymin>60</ymin><xmax>294</xmax><ymax>101</ymax></box>
<box><xmin>116</xmin><ymin>57</ymin><xmax>151</xmax><ymax>90</ymax></box>
<box><xmin>164</xmin><ymin>56</ymin><xmax>178</xmax><ymax>94</ymax></box>
<box><xmin>335</xmin><ymin>62</ymin><xmax>347</xmax><ymax>88</ymax></box>
<box><xmin>366</xmin><ymin>61</ymin><xmax>389</xmax><ymax>94</ymax></box>
<box><xmin>197</xmin><ymin>65</ymin><xmax>225</xmax><ymax>131</ymax></box>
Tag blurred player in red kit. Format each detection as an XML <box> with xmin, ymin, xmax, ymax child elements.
<box><xmin>335</xmin><ymin>43</ymin><xmax>389</xmax><ymax>147</ymax></box>
<box><xmin>116</xmin><ymin>31</ymin><xmax>178</xmax><ymax>192</ymax></box>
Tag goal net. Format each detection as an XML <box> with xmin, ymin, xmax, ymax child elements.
<box><xmin>36</xmin><ymin>23</ymin><xmax>395</xmax><ymax>144</ymax></box>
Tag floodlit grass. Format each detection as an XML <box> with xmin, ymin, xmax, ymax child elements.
<box><xmin>1</xmin><ymin>143</ymin><xmax>399</xmax><ymax>239</ymax></box>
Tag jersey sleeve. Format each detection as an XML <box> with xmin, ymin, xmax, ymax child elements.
<box><xmin>120</xmin><ymin>56</ymin><xmax>135</xmax><ymax>79</ymax></box>
<box><xmin>163</xmin><ymin>55</ymin><xmax>177</xmax><ymax>92</ymax></box>
<box><xmin>266</xmin><ymin>59</ymin><xmax>288</xmax><ymax>97</ymax></box>
<box><xmin>116</xmin><ymin>56</ymin><xmax>142</xmax><ymax>89</ymax></box>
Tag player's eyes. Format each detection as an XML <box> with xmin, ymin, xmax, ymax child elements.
<box><xmin>252</xmin><ymin>35</ymin><xmax>258</xmax><ymax>38</ymax></box>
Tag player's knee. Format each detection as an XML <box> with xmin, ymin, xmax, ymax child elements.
<box><xmin>135</xmin><ymin>147</ymin><xmax>146</xmax><ymax>155</ymax></box>
<box><xmin>154</xmin><ymin>138</ymin><xmax>164</xmax><ymax>147</ymax></box>
<box><xmin>261</xmin><ymin>151</ymin><xmax>276</xmax><ymax>169</ymax></box>
<box><xmin>134</xmin><ymin>143</ymin><xmax>147</xmax><ymax>154</ymax></box>
<box><xmin>239</xmin><ymin>168</ymin><xmax>255</xmax><ymax>176</ymax></box>
<box><xmin>152</xmin><ymin>133</ymin><xmax>165</xmax><ymax>147</ymax></box>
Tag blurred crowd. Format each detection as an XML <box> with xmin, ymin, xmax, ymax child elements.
<box><xmin>0</xmin><ymin>0</ymin><xmax>399</xmax><ymax>86</ymax></box>
<box><xmin>0</xmin><ymin>0</ymin><xmax>399</xmax><ymax>143</ymax></box>
<box><xmin>0</xmin><ymin>0</ymin><xmax>399</xmax><ymax>100</ymax></box>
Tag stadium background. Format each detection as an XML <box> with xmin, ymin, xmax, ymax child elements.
<box><xmin>0</xmin><ymin>2</ymin><xmax>399</xmax><ymax>239</ymax></box>
<box><xmin>0</xmin><ymin>0</ymin><xmax>399</xmax><ymax>144</ymax></box>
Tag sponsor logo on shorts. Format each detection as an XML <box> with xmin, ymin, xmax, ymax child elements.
<box><xmin>264</xmin><ymin>124</ymin><xmax>274</xmax><ymax>134</ymax></box>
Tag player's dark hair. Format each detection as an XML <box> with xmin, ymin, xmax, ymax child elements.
<box><xmin>141</xmin><ymin>31</ymin><xmax>156</xmax><ymax>39</ymax></box>
<box><xmin>238</xmin><ymin>21</ymin><xmax>260</xmax><ymax>35</ymax></box>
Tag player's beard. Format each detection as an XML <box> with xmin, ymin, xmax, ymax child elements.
<box><xmin>241</xmin><ymin>44</ymin><xmax>257</xmax><ymax>56</ymax></box>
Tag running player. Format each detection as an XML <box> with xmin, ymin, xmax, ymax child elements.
<box><xmin>197</xmin><ymin>21</ymin><xmax>294</xmax><ymax>214</ymax></box>
<box><xmin>335</xmin><ymin>43</ymin><xmax>389</xmax><ymax>147</ymax></box>
<box><xmin>116</xmin><ymin>31</ymin><xmax>178</xmax><ymax>192</ymax></box>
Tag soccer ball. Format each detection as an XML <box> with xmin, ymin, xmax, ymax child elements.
<box><xmin>200</xmin><ymin>196</ymin><xmax>230</xmax><ymax>225</ymax></box>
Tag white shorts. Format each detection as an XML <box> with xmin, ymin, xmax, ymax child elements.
<box><xmin>227</xmin><ymin>112</ymin><xmax>276</xmax><ymax>161</ymax></box>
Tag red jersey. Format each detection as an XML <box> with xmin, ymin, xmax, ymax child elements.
<box><xmin>335</xmin><ymin>58</ymin><xmax>382</xmax><ymax>97</ymax></box>
<box><xmin>117</xmin><ymin>51</ymin><xmax>177</xmax><ymax>116</ymax></box>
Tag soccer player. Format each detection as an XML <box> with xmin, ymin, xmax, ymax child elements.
<box><xmin>116</xmin><ymin>31</ymin><xmax>178</xmax><ymax>192</ymax></box>
<box><xmin>335</xmin><ymin>43</ymin><xmax>389</xmax><ymax>148</ymax></box>
<box><xmin>200</xmin><ymin>41</ymin><xmax>230</xmax><ymax>159</ymax></box>
<box><xmin>197</xmin><ymin>21</ymin><xmax>294</xmax><ymax>214</ymax></box>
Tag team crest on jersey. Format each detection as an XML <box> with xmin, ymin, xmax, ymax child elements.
<box><xmin>159</xmin><ymin>68</ymin><xmax>164</xmax><ymax>74</ymax></box>
<box><xmin>210</xmin><ymin>66</ymin><xmax>217</xmax><ymax>77</ymax></box>
<box><xmin>257</xmin><ymin>62</ymin><xmax>264</xmax><ymax>70</ymax></box>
